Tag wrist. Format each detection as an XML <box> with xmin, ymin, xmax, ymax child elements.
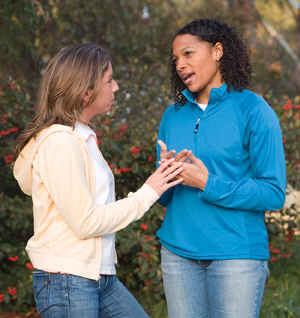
<box><xmin>199</xmin><ymin>173</ymin><xmax>209</xmax><ymax>191</ymax></box>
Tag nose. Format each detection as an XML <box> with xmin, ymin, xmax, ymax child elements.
<box><xmin>176</xmin><ymin>58</ymin><xmax>187</xmax><ymax>73</ymax></box>
<box><xmin>112</xmin><ymin>80</ymin><xmax>119</xmax><ymax>93</ymax></box>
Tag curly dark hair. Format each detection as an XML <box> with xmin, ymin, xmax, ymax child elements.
<box><xmin>169</xmin><ymin>19</ymin><xmax>253</xmax><ymax>106</ymax></box>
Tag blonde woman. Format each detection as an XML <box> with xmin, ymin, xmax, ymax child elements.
<box><xmin>13</xmin><ymin>44</ymin><xmax>183</xmax><ymax>318</ymax></box>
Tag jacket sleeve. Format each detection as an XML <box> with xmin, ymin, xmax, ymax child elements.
<box><xmin>156</xmin><ymin>114</ymin><xmax>174</xmax><ymax>207</ymax></box>
<box><xmin>199</xmin><ymin>108</ymin><xmax>286</xmax><ymax>211</ymax></box>
<box><xmin>38</xmin><ymin>135</ymin><xmax>159</xmax><ymax>239</ymax></box>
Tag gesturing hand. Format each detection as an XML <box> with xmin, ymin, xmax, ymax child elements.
<box><xmin>157</xmin><ymin>140</ymin><xmax>176</xmax><ymax>161</ymax></box>
<box><xmin>145</xmin><ymin>158</ymin><xmax>183</xmax><ymax>197</ymax></box>
<box><xmin>157</xmin><ymin>140</ymin><xmax>189</xmax><ymax>164</ymax></box>
<box><xmin>174</xmin><ymin>151</ymin><xmax>209</xmax><ymax>191</ymax></box>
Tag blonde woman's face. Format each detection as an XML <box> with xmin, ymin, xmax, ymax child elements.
<box><xmin>82</xmin><ymin>63</ymin><xmax>119</xmax><ymax>123</ymax></box>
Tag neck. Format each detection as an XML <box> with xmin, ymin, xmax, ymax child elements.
<box><xmin>195</xmin><ymin>91</ymin><xmax>209</xmax><ymax>104</ymax></box>
<box><xmin>80</xmin><ymin>109</ymin><xmax>92</xmax><ymax>125</ymax></box>
<box><xmin>195</xmin><ymin>81</ymin><xmax>224</xmax><ymax>104</ymax></box>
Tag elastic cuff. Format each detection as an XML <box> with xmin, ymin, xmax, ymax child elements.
<box><xmin>128</xmin><ymin>183</ymin><xmax>160</xmax><ymax>210</ymax></box>
<box><xmin>198</xmin><ymin>173</ymin><xmax>213</xmax><ymax>200</ymax></box>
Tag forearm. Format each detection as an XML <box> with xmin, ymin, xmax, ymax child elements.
<box><xmin>199</xmin><ymin>173</ymin><xmax>285</xmax><ymax>211</ymax></box>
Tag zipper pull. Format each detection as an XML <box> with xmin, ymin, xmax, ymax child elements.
<box><xmin>194</xmin><ymin>118</ymin><xmax>200</xmax><ymax>133</ymax></box>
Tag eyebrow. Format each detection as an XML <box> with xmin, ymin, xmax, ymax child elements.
<box><xmin>172</xmin><ymin>46</ymin><xmax>195</xmax><ymax>57</ymax></box>
<box><xmin>180</xmin><ymin>46</ymin><xmax>195</xmax><ymax>52</ymax></box>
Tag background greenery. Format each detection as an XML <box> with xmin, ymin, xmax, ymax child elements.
<box><xmin>0</xmin><ymin>0</ymin><xmax>300</xmax><ymax>316</ymax></box>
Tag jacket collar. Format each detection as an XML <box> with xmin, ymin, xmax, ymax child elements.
<box><xmin>181</xmin><ymin>83</ymin><xmax>238</xmax><ymax>106</ymax></box>
<box><xmin>75</xmin><ymin>122</ymin><xmax>96</xmax><ymax>141</ymax></box>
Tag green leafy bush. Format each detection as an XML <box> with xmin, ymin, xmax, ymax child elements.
<box><xmin>0</xmin><ymin>193</ymin><xmax>34</xmax><ymax>312</ymax></box>
<box><xmin>0</xmin><ymin>79</ymin><xmax>36</xmax><ymax>196</ymax></box>
<box><xmin>264</xmin><ymin>94</ymin><xmax>300</xmax><ymax>189</ymax></box>
<box><xmin>261</xmin><ymin>233</ymin><xmax>300</xmax><ymax>318</ymax></box>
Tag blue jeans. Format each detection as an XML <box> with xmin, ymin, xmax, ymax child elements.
<box><xmin>32</xmin><ymin>270</ymin><xmax>149</xmax><ymax>318</ymax></box>
<box><xmin>161</xmin><ymin>246</ymin><xmax>270</xmax><ymax>318</ymax></box>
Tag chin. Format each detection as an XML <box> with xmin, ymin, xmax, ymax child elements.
<box><xmin>185</xmin><ymin>82</ymin><xmax>201</xmax><ymax>92</ymax></box>
<box><xmin>189</xmin><ymin>87</ymin><xmax>203</xmax><ymax>94</ymax></box>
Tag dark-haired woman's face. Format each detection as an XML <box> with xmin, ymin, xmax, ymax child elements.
<box><xmin>172</xmin><ymin>34</ymin><xmax>223</xmax><ymax>103</ymax></box>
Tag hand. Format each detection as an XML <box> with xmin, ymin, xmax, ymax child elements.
<box><xmin>157</xmin><ymin>140</ymin><xmax>189</xmax><ymax>165</ymax></box>
<box><xmin>174</xmin><ymin>151</ymin><xmax>209</xmax><ymax>191</ymax></box>
<box><xmin>146</xmin><ymin>158</ymin><xmax>183</xmax><ymax>196</ymax></box>
<box><xmin>157</xmin><ymin>140</ymin><xmax>176</xmax><ymax>160</ymax></box>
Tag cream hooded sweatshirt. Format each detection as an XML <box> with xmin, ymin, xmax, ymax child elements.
<box><xmin>14</xmin><ymin>124</ymin><xmax>159</xmax><ymax>280</ymax></box>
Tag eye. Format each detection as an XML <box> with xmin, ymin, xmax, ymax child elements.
<box><xmin>185</xmin><ymin>51</ymin><xmax>193</xmax><ymax>56</ymax></box>
<box><xmin>172</xmin><ymin>58</ymin><xmax>178</xmax><ymax>65</ymax></box>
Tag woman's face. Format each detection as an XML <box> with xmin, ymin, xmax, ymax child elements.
<box><xmin>82</xmin><ymin>63</ymin><xmax>119</xmax><ymax>122</ymax></box>
<box><xmin>172</xmin><ymin>34</ymin><xmax>223</xmax><ymax>102</ymax></box>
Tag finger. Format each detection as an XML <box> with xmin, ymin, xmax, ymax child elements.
<box><xmin>166</xmin><ymin>166</ymin><xmax>184</xmax><ymax>180</ymax></box>
<box><xmin>157</xmin><ymin>140</ymin><xmax>176</xmax><ymax>159</ymax></box>
<box><xmin>173</xmin><ymin>149</ymin><xmax>189</xmax><ymax>162</ymax></box>
<box><xmin>186</xmin><ymin>151</ymin><xmax>209</xmax><ymax>175</ymax></box>
<box><xmin>165</xmin><ymin>178</ymin><xmax>183</xmax><ymax>189</ymax></box>
<box><xmin>157</xmin><ymin>140</ymin><xmax>167</xmax><ymax>157</ymax></box>
<box><xmin>162</xmin><ymin>162</ymin><xmax>183</xmax><ymax>177</ymax></box>
<box><xmin>172</xmin><ymin>173</ymin><xmax>184</xmax><ymax>181</ymax></box>
<box><xmin>165</xmin><ymin>150</ymin><xmax>176</xmax><ymax>159</ymax></box>
<box><xmin>157</xmin><ymin>140</ymin><xmax>167</xmax><ymax>150</ymax></box>
<box><xmin>157</xmin><ymin>158</ymin><xmax>175</xmax><ymax>172</ymax></box>
<box><xmin>158</xmin><ymin>158</ymin><xmax>168</xmax><ymax>165</ymax></box>
<box><xmin>186</xmin><ymin>150</ymin><xmax>199</xmax><ymax>163</ymax></box>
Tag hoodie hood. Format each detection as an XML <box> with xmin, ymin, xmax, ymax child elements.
<box><xmin>13</xmin><ymin>124</ymin><xmax>85</xmax><ymax>196</ymax></box>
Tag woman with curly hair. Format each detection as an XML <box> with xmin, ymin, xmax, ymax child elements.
<box><xmin>156</xmin><ymin>19</ymin><xmax>286</xmax><ymax>318</ymax></box>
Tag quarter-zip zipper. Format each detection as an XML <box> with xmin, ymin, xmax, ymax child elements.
<box><xmin>194</xmin><ymin>118</ymin><xmax>200</xmax><ymax>133</ymax></box>
<box><xmin>190</xmin><ymin>104</ymin><xmax>202</xmax><ymax>143</ymax></box>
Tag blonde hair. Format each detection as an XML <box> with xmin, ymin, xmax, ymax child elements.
<box><xmin>13</xmin><ymin>44</ymin><xmax>110</xmax><ymax>162</ymax></box>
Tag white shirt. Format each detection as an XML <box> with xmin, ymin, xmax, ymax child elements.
<box><xmin>197</xmin><ymin>103</ymin><xmax>208</xmax><ymax>111</ymax></box>
<box><xmin>75</xmin><ymin>122</ymin><xmax>116</xmax><ymax>275</ymax></box>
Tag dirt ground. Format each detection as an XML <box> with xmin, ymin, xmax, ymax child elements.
<box><xmin>0</xmin><ymin>309</ymin><xmax>41</xmax><ymax>318</ymax></box>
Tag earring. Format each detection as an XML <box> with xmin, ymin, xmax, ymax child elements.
<box><xmin>216</xmin><ymin>58</ymin><xmax>220</xmax><ymax>61</ymax></box>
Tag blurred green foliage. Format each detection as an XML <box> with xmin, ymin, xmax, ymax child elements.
<box><xmin>261</xmin><ymin>232</ymin><xmax>300</xmax><ymax>318</ymax></box>
<box><xmin>0</xmin><ymin>0</ymin><xmax>300</xmax><ymax>316</ymax></box>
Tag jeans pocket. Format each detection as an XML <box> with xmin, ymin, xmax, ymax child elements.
<box><xmin>33</xmin><ymin>271</ymin><xmax>50</xmax><ymax>314</ymax></box>
<box><xmin>264</xmin><ymin>260</ymin><xmax>270</xmax><ymax>279</ymax></box>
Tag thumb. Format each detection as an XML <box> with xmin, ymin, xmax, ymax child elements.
<box><xmin>187</xmin><ymin>150</ymin><xmax>199</xmax><ymax>164</ymax></box>
<box><xmin>157</xmin><ymin>140</ymin><xmax>167</xmax><ymax>155</ymax></box>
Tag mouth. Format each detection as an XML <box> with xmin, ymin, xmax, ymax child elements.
<box><xmin>181</xmin><ymin>73</ymin><xmax>195</xmax><ymax>85</ymax></box>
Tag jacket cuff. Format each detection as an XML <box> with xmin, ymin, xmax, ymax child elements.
<box><xmin>128</xmin><ymin>183</ymin><xmax>160</xmax><ymax>211</ymax></box>
<box><xmin>198</xmin><ymin>173</ymin><xmax>214</xmax><ymax>201</ymax></box>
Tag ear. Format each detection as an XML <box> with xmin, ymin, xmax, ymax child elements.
<box><xmin>214</xmin><ymin>42</ymin><xmax>223</xmax><ymax>61</ymax></box>
<box><xmin>82</xmin><ymin>89</ymin><xmax>93</xmax><ymax>105</ymax></box>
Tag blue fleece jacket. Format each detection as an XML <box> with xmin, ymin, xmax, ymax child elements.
<box><xmin>156</xmin><ymin>84</ymin><xmax>286</xmax><ymax>260</ymax></box>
